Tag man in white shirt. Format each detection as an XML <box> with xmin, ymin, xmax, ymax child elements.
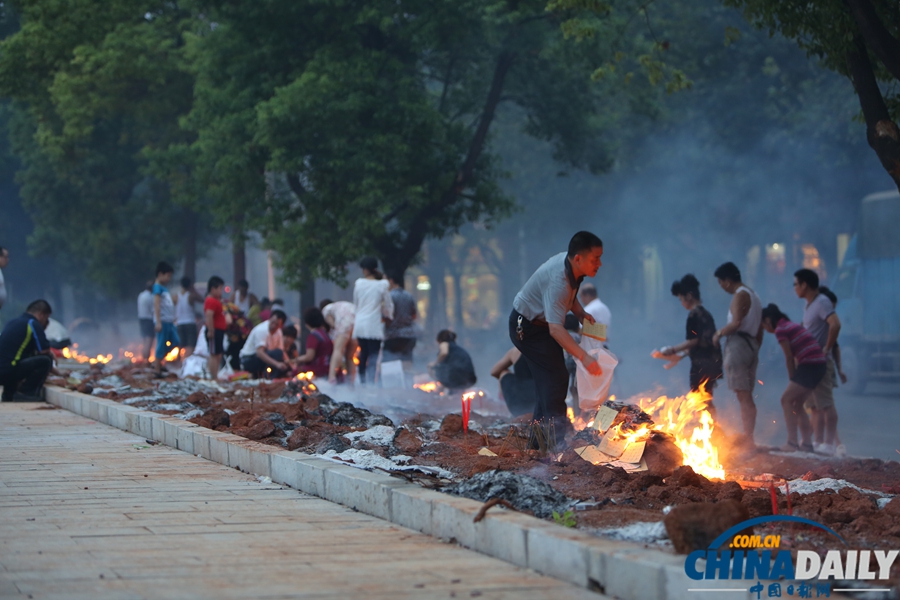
<box><xmin>239</xmin><ymin>310</ymin><xmax>288</xmax><ymax>378</ymax></box>
<box><xmin>578</xmin><ymin>283</ymin><xmax>611</xmax><ymax>340</ymax></box>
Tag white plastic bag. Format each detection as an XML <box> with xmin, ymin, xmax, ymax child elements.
<box><xmin>575</xmin><ymin>337</ymin><xmax>618</xmax><ymax>412</ymax></box>
<box><xmin>380</xmin><ymin>359</ymin><xmax>405</xmax><ymax>388</ymax></box>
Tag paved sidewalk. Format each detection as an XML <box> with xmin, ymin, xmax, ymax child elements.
<box><xmin>0</xmin><ymin>403</ymin><xmax>601</xmax><ymax>600</ymax></box>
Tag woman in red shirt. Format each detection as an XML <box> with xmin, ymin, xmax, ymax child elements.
<box><xmin>293</xmin><ymin>307</ymin><xmax>334</xmax><ymax>378</ymax></box>
<box><xmin>761</xmin><ymin>303</ymin><xmax>826</xmax><ymax>453</ymax></box>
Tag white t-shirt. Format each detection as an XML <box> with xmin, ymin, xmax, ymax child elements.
<box><xmin>137</xmin><ymin>290</ymin><xmax>154</xmax><ymax>320</ymax></box>
<box><xmin>175</xmin><ymin>290</ymin><xmax>197</xmax><ymax>325</ymax></box>
<box><xmin>353</xmin><ymin>278</ymin><xmax>394</xmax><ymax>340</ymax></box>
<box><xmin>240</xmin><ymin>321</ymin><xmax>284</xmax><ymax>358</ymax></box>
<box><xmin>803</xmin><ymin>293</ymin><xmax>835</xmax><ymax>351</ymax></box>
<box><xmin>583</xmin><ymin>297</ymin><xmax>611</xmax><ymax>338</ymax></box>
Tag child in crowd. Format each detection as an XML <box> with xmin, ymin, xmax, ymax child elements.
<box><xmin>282</xmin><ymin>325</ymin><xmax>300</xmax><ymax>363</ymax></box>
<box><xmin>204</xmin><ymin>276</ymin><xmax>228</xmax><ymax>380</ymax></box>
<box><xmin>152</xmin><ymin>262</ymin><xmax>180</xmax><ymax>376</ymax></box>
<box><xmin>293</xmin><ymin>308</ymin><xmax>334</xmax><ymax>378</ymax></box>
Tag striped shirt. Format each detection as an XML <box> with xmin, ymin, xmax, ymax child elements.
<box><xmin>775</xmin><ymin>319</ymin><xmax>826</xmax><ymax>365</ymax></box>
<box><xmin>0</xmin><ymin>313</ymin><xmax>49</xmax><ymax>375</ymax></box>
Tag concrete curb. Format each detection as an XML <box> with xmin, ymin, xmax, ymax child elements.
<box><xmin>43</xmin><ymin>386</ymin><xmax>770</xmax><ymax>599</ymax></box>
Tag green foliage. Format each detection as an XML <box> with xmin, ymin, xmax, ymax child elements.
<box><xmin>198</xmin><ymin>0</ymin><xmax>646</xmax><ymax>283</ymax></box>
<box><xmin>721</xmin><ymin>0</ymin><xmax>900</xmax><ymax>117</ymax></box>
<box><xmin>0</xmin><ymin>0</ymin><xmax>211</xmax><ymax>297</ymax></box>
<box><xmin>552</xmin><ymin>510</ymin><xmax>577</xmax><ymax>527</ymax></box>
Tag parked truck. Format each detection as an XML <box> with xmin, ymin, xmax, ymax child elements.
<box><xmin>833</xmin><ymin>189</ymin><xmax>900</xmax><ymax>393</ymax></box>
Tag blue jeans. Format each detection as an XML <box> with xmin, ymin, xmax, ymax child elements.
<box><xmin>155</xmin><ymin>322</ymin><xmax>181</xmax><ymax>362</ymax></box>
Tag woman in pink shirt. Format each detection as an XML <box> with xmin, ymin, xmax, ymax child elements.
<box><xmin>761</xmin><ymin>304</ymin><xmax>826</xmax><ymax>453</ymax></box>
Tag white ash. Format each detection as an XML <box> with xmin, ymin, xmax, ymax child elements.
<box><xmin>778</xmin><ymin>477</ymin><xmax>893</xmax><ymax>498</ymax></box>
<box><xmin>178</xmin><ymin>409</ymin><xmax>204</xmax><ymax>420</ymax></box>
<box><xmin>123</xmin><ymin>394</ymin><xmax>165</xmax><ymax>405</ymax></box>
<box><xmin>155</xmin><ymin>403</ymin><xmax>195</xmax><ymax>412</ymax></box>
<box><xmin>224</xmin><ymin>408</ymin><xmax>235</xmax><ymax>415</ymax></box>
<box><xmin>343</xmin><ymin>425</ymin><xmax>396</xmax><ymax>446</ymax></box>
<box><xmin>594</xmin><ymin>520</ymin><xmax>669</xmax><ymax>545</ymax></box>
<box><xmin>878</xmin><ymin>498</ymin><xmax>893</xmax><ymax>509</ymax></box>
<box><xmin>315</xmin><ymin>448</ymin><xmax>454</xmax><ymax>478</ymax></box>
<box><xmin>95</xmin><ymin>375</ymin><xmax>125</xmax><ymax>388</ymax></box>
<box><xmin>417</xmin><ymin>420</ymin><xmax>442</xmax><ymax>433</ymax></box>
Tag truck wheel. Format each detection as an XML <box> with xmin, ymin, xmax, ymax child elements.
<box><xmin>841</xmin><ymin>345</ymin><xmax>867</xmax><ymax>395</ymax></box>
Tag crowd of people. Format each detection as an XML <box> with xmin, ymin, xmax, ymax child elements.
<box><xmin>127</xmin><ymin>256</ymin><xmax>443</xmax><ymax>386</ymax></box>
<box><xmin>654</xmin><ymin>264</ymin><xmax>845</xmax><ymax>456</ymax></box>
<box><xmin>0</xmin><ymin>233</ymin><xmax>852</xmax><ymax>461</ymax></box>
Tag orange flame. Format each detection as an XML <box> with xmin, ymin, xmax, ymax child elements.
<box><xmin>61</xmin><ymin>344</ymin><xmax>112</xmax><ymax>365</ymax></box>
<box><xmin>573</xmin><ymin>384</ymin><xmax>724</xmax><ymax>480</ymax></box>
<box><xmin>414</xmin><ymin>381</ymin><xmax>439</xmax><ymax>393</ymax></box>
<box><xmin>639</xmin><ymin>385</ymin><xmax>724</xmax><ymax>480</ymax></box>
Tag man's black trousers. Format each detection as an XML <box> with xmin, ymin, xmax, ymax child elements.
<box><xmin>508</xmin><ymin>310</ymin><xmax>568</xmax><ymax>423</ymax></box>
<box><xmin>241</xmin><ymin>349</ymin><xmax>287</xmax><ymax>379</ymax></box>
<box><xmin>0</xmin><ymin>355</ymin><xmax>53</xmax><ymax>401</ymax></box>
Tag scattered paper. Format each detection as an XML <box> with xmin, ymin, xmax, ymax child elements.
<box><xmin>574</xmin><ymin>445</ymin><xmax>617</xmax><ymax>465</ymax></box>
<box><xmin>478</xmin><ymin>447</ymin><xmax>498</xmax><ymax>457</ymax></box>
<box><xmin>598</xmin><ymin>432</ymin><xmax>628</xmax><ymax>458</ymax></box>
<box><xmin>610</xmin><ymin>458</ymin><xmax>648</xmax><ymax>473</ymax></box>
<box><xmin>592</xmin><ymin>406</ymin><xmax>619</xmax><ymax>432</ymax></box>
<box><xmin>582</xmin><ymin>320</ymin><xmax>607</xmax><ymax>341</ymax></box>
<box><xmin>618</xmin><ymin>441</ymin><xmax>646</xmax><ymax>464</ymax></box>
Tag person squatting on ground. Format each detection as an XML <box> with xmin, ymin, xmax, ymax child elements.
<box><xmin>137</xmin><ymin>281</ymin><xmax>154</xmax><ymax>361</ymax></box>
<box><xmin>509</xmin><ymin>231</ymin><xmax>604</xmax><ymax>449</ymax></box>
<box><xmin>204</xmin><ymin>276</ymin><xmax>228</xmax><ymax>381</ymax></box>
<box><xmin>240</xmin><ymin>310</ymin><xmax>288</xmax><ymax>379</ymax></box>
<box><xmin>353</xmin><ymin>257</ymin><xmax>394</xmax><ymax>385</ymax></box>
<box><xmin>293</xmin><ymin>308</ymin><xmax>334</xmax><ymax>378</ymax></box>
<box><xmin>761</xmin><ymin>303</ymin><xmax>827</xmax><ymax>453</ymax></box>
<box><xmin>712</xmin><ymin>261</ymin><xmax>762</xmax><ymax>444</ymax></box>
<box><xmin>0</xmin><ymin>299</ymin><xmax>54</xmax><ymax>401</ymax></box>
<box><xmin>176</xmin><ymin>277</ymin><xmax>203</xmax><ymax>359</ymax></box>
<box><xmin>152</xmin><ymin>262</ymin><xmax>180</xmax><ymax>376</ymax></box>
<box><xmin>321</xmin><ymin>299</ymin><xmax>356</xmax><ymax>384</ymax></box>
<box><xmin>429</xmin><ymin>330</ymin><xmax>477</xmax><ymax>392</ymax></box>
<box><xmin>491</xmin><ymin>346</ymin><xmax>538</xmax><ymax>417</ymax></box>
<box><xmin>656</xmin><ymin>274</ymin><xmax>722</xmax><ymax>414</ymax></box>
<box><xmin>282</xmin><ymin>325</ymin><xmax>300</xmax><ymax>363</ymax></box>
<box><xmin>794</xmin><ymin>268</ymin><xmax>842</xmax><ymax>455</ymax></box>
<box><xmin>383</xmin><ymin>271</ymin><xmax>418</xmax><ymax>376</ymax></box>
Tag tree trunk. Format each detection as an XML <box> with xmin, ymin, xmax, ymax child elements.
<box><xmin>232</xmin><ymin>224</ymin><xmax>246</xmax><ymax>286</ymax></box>
<box><xmin>295</xmin><ymin>269</ymin><xmax>316</xmax><ymax>354</ymax></box>
<box><xmin>845</xmin><ymin>0</ymin><xmax>900</xmax><ymax>82</ymax></box>
<box><xmin>374</xmin><ymin>50</ymin><xmax>517</xmax><ymax>278</ymax></box>
<box><xmin>182</xmin><ymin>210</ymin><xmax>198</xmax><ymax>282</ymax></box>
<box><xmin>846</xmin><ymin>37</ymin><xmax>900</xmax><ymax>191</ymax></box>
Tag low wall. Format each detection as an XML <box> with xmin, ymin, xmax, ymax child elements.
<box><xmin>45</xmin><ymin>386</ymin><xmax>802</xmax><ymax>599</ymax></box>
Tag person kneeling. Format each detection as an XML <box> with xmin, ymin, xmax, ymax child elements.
<box><xmin>291</xmin><ymin>308</ymin><xmax>334</xmax><ymax>378</ymax></box>
<box><xmin>0</xmin><ymin>300</ymin><xmax>55</xmax><ymax>401</ymax></box>
<box><xmin>239</xmin><ymin>310</ymin><xmax>289</xmax><ymax>379</ymax></box>
<box><xmin>429</xmin><ymin>330</ymin><xmax>476</xmax><ymax>392</ymax></box>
